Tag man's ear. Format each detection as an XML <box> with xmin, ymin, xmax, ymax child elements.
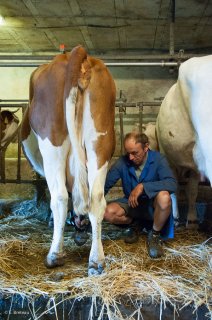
<box><xmin>144</xmin><ymin>143</ymin><xmax>149</xmax><ymax>152</ymax></box>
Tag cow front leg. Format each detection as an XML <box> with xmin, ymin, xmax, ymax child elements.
<box><xmin>185</xmin><ymin>171</ymin><xmax>199</xmax><ymax>229</ymax></box>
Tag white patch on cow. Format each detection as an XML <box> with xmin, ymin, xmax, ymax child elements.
<box><xmin>66</xmin><ymin>87</ymin><xmax>89</xmax><ymax>215</ymax></box>
<box><xmin>66</xmin><ymin>88</ymin><xmax>107</xmax><ymax>216</ymax></box>
<box><xmin>22</xmin><ymin>129</ymin><xmax>44</xmax><ymax>176</ymax></box>
<box><xmin>68</xmin><ymin>88</ymin><xmax>108</xmax><ymax>268</ymax></box>
<box><xmin>82</xmin><ymin>91</ymin><xmax>107</xmax><ymax>192</ymax></box>
<box><xmin>38</xmin><ymin>135</ymin><xmax>70</xmax><ymax>256</ymax></box>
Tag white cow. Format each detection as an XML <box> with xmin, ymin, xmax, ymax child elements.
<box><xmin>156</xmin><ymin>55</ymin><xmax>212</xmax><ymax>228</ymax></box>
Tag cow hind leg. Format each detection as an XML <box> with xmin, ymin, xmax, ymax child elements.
<box><xmin>185</xmin><ymin>171</ymin><xmax>199</xmax><ymax>229</ymax></box>
<box><xmin>37</xmin><ymin>137</ymin><xmax>69</xmax><ymax>267</ymax></box>
<box><xmin>87</xmin><ymin>162</ymin><xmax>108</xmax><ymax>276</ymax></box>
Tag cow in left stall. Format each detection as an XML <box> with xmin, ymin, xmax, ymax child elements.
<box><xmin>21</xmin><ymin>45</ymin><xmax>116</xmax><ymax>275</ymax></box>
<box><xmin>0</xmin><ymin>109</ymin><xmax>19</xmax><ymax>147</ymax></box>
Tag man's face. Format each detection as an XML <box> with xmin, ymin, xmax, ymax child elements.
<box><xmin>124</xmin><ymin>138</ymin><xmax>148</xmax><ymax>167</ymax></box>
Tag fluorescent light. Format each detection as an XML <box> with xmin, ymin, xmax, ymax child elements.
<box><xmin>0</xmin><ymin>16</ymin><xmax>5</xmax><ymax>25</ymax></box>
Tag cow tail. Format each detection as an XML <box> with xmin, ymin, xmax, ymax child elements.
<box><xmin>64</xmin><ymin>46</ymin><xmax>90</xmax><ymax>216</ymax></box>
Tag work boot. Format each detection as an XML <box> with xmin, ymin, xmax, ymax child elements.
<box><xmin>124</xmin><ymin>225</ymin><xmax>140</xmax><ymax>244</ymax></box>
<box><xmin>147</xmin><ymin>230</ymin><xmax>164</xmax><ymax>258</ymax></box>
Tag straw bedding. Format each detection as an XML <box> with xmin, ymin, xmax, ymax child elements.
<box><xmin>0</xmin><ymin>200</ymin><xmax>211</xmax><ymax>319</ymax></box>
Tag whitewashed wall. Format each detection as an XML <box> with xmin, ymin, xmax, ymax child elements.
<box><xmin>0</xmin><ymin>65</ymin><xmax>177</xmax><ymax>103</ymax></box>
<box><xmin>0</xmin><ymin>67</ymin><xmax>34</xmax><ymax>100</ymax></box>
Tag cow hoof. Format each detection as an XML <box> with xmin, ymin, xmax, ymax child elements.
<box><xmin>186</xmin><ymin>220</ymin><xmax>199</xmax><ymax>230</ymax></box>
<box><xmin>45</xmin><ymin>252</ymin><xmax>66</xmax><ymax>268</ymax></box>
<box><xmin>88</xmin><ymin>262</ymin><xmax>105</xmax><ymax>276</ymax></box>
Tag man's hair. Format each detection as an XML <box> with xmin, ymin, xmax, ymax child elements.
<box><xmin>124</xmin><ymin>132</ymin><xmax>149</xmax><ymax>148</ymax></box>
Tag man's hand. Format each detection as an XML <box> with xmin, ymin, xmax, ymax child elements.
<box><xmin>128</xmin><ymin>183</ymin><xmax>144</xmax><ymax>208</ymax></box>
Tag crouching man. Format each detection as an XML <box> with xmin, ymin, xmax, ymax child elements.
<box><xmin>104</xmin><ymin>132</ymin><xmax>177</xmax><ymax>258</ymax></box>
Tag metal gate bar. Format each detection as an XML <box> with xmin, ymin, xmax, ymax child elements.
<box><xmin>0</xmin><ymin>104</ymin><xmax>28</xmax><ymax>183</ymax></box>
<box><xmin>0</xmin><ymin>101</ymin><xmax>161</xmax><ymax>185</ymax></box>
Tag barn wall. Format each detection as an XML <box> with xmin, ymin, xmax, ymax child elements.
<box><xmin>0</xmin><ymin>67</ymin><xmax>33</xmax><ymax>100</ymax></box>
<box><xmin>110</xmin><ymin>66</ymin><xmax>177</xmax><ymax>102</ymax></box>
<box><xmin>0</xmin><ymin>65</ymin><xmax>177</xmax><ymax>102</ymax></box>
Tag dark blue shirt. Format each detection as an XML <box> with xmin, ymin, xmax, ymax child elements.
<box><xmin>105</xmin><ymin>149</ymin><xmax>177</xmax><ymax>199</ymax></box>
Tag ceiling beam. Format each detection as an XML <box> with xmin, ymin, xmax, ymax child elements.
<box><xmin>6</xmin><ymin>29</ymin><xmax>32</xmax><ymax>51</ymax></box>
<box><xmin>114</xmin><ymin>0</ymin><xmax>127</xmax><ymax>49</ymax></box>
<box><xmin>22</xmin><ymin>0</ymin><xmax>59</xmax><ymax>50</ymax></box>
<box><xmin>67</xmin><ymin>0</ymin><xmax>94</xmax><ymax>50</ymax></box>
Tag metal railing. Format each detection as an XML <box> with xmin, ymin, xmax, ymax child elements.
<box><xmin>0</xmin><ymin>103</ymin><xmax>28</xmax><ymax>183</ymax></box>
<box><xmin>0</xmin><ymin>100</ymin><xmax>161</xmax><ymax>185</ymax></box>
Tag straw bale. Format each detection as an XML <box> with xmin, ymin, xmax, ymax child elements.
<box><xmin>0</xmin><ymin>201</ymin><xmax>211</xmax><ymax>319</ymax></box>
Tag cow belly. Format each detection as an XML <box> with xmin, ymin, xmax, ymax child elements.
<box><xmin>158</xmin><ymin>129</ymin><xmax>196</xmax><ymax>170</ymax></box>
<box><xmin>22</xmin><ymin>129</ymin><xmax>44</xmax><ymax>177</ymax></box>
<box><xmin>156</xmin><ymin>84</ymin><xmax>196</xmax><ymax>171</ymax></box>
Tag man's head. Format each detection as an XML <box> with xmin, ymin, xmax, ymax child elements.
<box><xmin>124</xmin><ymin>132</ymin><xmax>149</xmax><ymax>167</ymax></box>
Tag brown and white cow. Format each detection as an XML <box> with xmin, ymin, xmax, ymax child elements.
<box><xmin>21</xmin><ymin>46</ymin><xmax>116</xmax><ymax>275</ymax></box>
<box><xmin>156</xmin><ymin>55</ymin><xmax>212</xmax><ymax>228</ymax></box>
<box><xmin>1</xmin><ymin>110</ymin><xmax>19</xmax><ymax>147</ymax></box>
